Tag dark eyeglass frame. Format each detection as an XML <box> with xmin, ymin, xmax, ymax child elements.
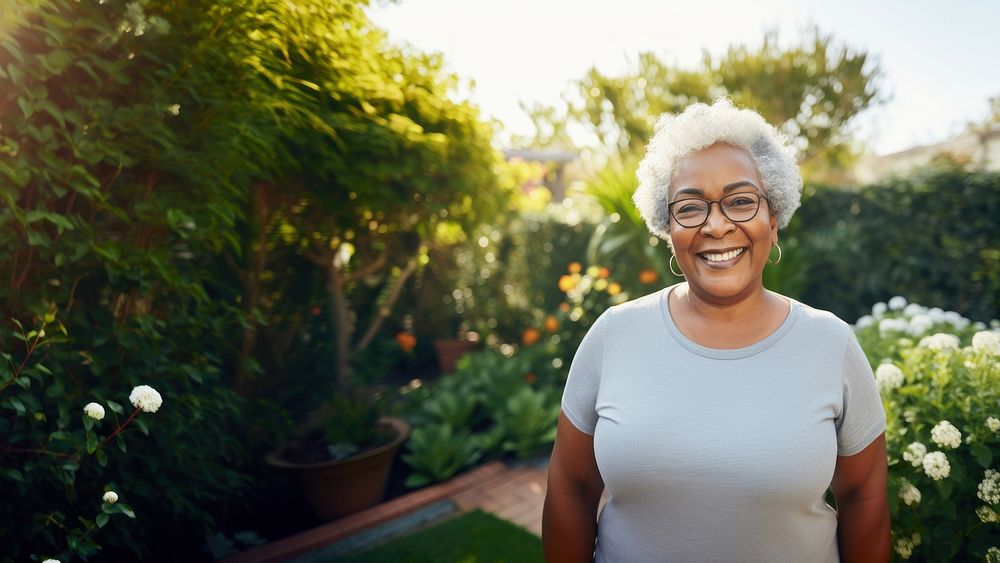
<box><xmin>667</xmin><ymin>191</ymin><xmax>765</xmax><ymax>228</ymax></box>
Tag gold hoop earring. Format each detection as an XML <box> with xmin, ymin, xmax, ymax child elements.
<box><xmin>669</xmin><ymin>254</ymin><xmax>684</xmax><ymax>277</ymax></box>
<box><xmin>768</xmin><ymin>243</ymin><xmax>782</xmax><ymax>265</ymax></box>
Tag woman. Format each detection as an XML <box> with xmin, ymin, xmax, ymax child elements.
<box><xmin>542</xmin><ymin>99</ymin><xmax>890</xmax><ymax>562</ymax></box>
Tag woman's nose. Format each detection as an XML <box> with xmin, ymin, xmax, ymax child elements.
<box><xmin>700</xmin><ymin>202</ymin><xmax>735</xmax><ymax>236</ymax></box>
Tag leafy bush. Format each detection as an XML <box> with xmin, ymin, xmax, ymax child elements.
<box><xmin>794</xmin><ymin>163</ymin><xmax>999</xmax><ymax>322</ymax></box>
<box><xmin>398</xmin><ymin>346</ymin><xmax>563</xmax><ymax>485</ymax></box>
<box><xmin>853</xmin><ymin>299</ymin><xmax>1000</xmax><ymax>561</ymax></box>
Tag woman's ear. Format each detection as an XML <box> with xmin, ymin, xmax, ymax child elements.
<box><xmin>769</xmin><ymin>212</ymin><xmax>778</xmax><ymax>243</ymax></box>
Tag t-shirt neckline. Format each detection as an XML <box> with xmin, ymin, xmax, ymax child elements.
<box><xmin>659</xmin><ymin>284</ymin><xmax>801</xmax><ymax>359</ymax></box>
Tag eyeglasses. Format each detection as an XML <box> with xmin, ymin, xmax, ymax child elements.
<box><xmin>667</xmin><ymin>191</ymin><xmax>763</xmax><ymax>228</ymax></box>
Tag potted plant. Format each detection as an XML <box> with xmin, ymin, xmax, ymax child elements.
<box><xmin>434</xmin><ymin>321</ymin><xmax>481</xmax><ymax>374</ymax></box>
<box><xmin>265</xmin><ymin>390</ymin><xmax>410</xmax><ymax>521</ymax></box>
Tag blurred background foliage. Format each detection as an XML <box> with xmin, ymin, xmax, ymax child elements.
<box><xmin>0</xmin><ymin>0</ymin><xmax>996</xmax><ymax>560</ymax></box>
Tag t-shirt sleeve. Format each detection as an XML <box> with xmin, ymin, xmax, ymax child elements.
<box><xmin>560</xmin><ymin>309</ymin><xmax>610</xmax><ymax>435</ymax></box>
<box><xmin>835</xmin><ymin>329</ymin><xmax>887</xmax><ymax>456</ymax></box>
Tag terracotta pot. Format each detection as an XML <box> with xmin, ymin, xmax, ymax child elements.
<box><xmin>433</xmin><ymin>339</ymin><xmax>480</xmax><ymax>373</ymax></box>
<box><xmin>266</xmin><ymin>416</ymin><xmax>410</xmax><ymax>521</ymax></box>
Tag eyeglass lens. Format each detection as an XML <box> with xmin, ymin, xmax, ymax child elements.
<box><xmin>670</xmin><ymin>192</ymin><xmax>760</xmax><ymax>227</ymax></box>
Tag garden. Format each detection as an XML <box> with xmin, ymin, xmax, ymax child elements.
<box><xmin>0</xmin><ymin>1</ymin><xmax>998</xmax><ymax>562</ymax></box>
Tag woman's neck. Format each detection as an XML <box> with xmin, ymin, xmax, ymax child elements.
<box><xmin>674</xmin><ymin>281</ymin><xmax>776</xmax><ymax>324</ymax></box>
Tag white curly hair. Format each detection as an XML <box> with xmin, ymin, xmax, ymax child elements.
<box><xmin>634</xmin><ymin>98</ymin><xmax>802</xmax><ymax>239</ymax></box>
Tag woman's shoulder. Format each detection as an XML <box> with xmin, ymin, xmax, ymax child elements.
<box><xmin>784</xmin><ymin>296</ymin><xmax>855</xmax><ymax>339</ymax></box>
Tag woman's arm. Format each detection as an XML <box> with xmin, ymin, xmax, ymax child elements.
<box><xmin>831</xmin><ymin>433</ymin><xmax>890</xmax><ymax>563</ymax></box>
<box><xmin>542</xmin><ymin>411</ymin><xmax>605</xmax><ymax>563</ymax></box>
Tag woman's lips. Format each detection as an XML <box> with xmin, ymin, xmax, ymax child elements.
<box><xmin>696</xmin><ymin>247</ymin><xmax>746</xmax><ymax>269</ymax></box>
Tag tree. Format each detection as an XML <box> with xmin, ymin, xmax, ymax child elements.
<box><xmin>523</xmin><ymin>28</ymin><xmax>883</xmax><ymax>176</ymax></box>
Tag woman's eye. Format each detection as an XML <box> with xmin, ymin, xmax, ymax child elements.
<box><xmin>727</xmin><ymin>196</ymin><xmax>756</xmax><ymax>207</ymax></box>
<box><xmin>677</xmin><ymin>203</ymin><xmax>706</xmax><ymax>214</ymax></box>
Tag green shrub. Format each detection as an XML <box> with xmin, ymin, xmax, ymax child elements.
<box><xmin>854</xmin><ymin>299</ymin><xmax>1000</xmax><ymax>561</ymax></box>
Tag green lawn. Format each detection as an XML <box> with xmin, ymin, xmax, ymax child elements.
<box><xmin>334</xmin><ymin>509</ymin><xmax>543</xmax><ymax>563</ymax></box>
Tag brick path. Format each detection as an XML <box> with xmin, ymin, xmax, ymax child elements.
<box><xmin>450</xmin><ymin>462</ymin><xmax>549</xmax><ymax>535</ymax></box>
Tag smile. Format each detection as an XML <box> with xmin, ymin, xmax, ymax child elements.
<box><xmin>698</xmin><ymin>247</ymin><xmax>746</xmax><ymax>263</ymax></box>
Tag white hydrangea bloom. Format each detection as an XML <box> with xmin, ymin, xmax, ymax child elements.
<box><xmin>918</xmin><ymin>333</ymin><xmax>960</xmax><ymax>351</ymax></box>
<box><xmin>979</xmin><ymin>469</ymin><xmax>1000</xmax><ymax>505</ymax></box>
<box><xmin>855</xmin><ymin>315</ymin><xmax>875</xmax><ymax>330</ymax></box>
<box><xmin>922</xmin><ymin>451</ymin><xmax>951</xmax><ymax>480</ymax></box>
<box><xmin>907</xmin><ymin>314</ymin><xmax>933</xmax><ymax>336</ymax></box>
<box><xmin>930</xmin><ymin>420</ymin><xmax>962</xmax><ymax>449</ymax></box>
<box><xmin>879</xmin><ymin>318</ymin><xmax>908</xmax><ymax>337</ymax></box>
<box><xmin>103</xmin><ymin>491</ymin><xmax>119</xmax><ymax>504</ymax></box>
<box><xmin>979</xmin><ymin>506</ymin><xmax>1000</xmax><ymax>523</ymax></box>
<box><xmin>42</xmin><ymin>560</ymin><xmax>60</xmax><ymax>563</ymax></box>
<box><xmin>988</xmin><ymin>417</ymin><xmax>1000</xmax><ymax>433</ymax></box>
<box><xmin>894</xmin><ymin>538</ymin><xmax>914</xmax><ymax>559</ymax></box>
<box><xmin>872</xmin><ymin>302</ymin><xmax>888</xmax><ymax>317</ymax></box>
<box><xmin>83</xmin><ymin>402</ymin><xmax>105</xmax><ymax>421</ymax></box>
<box><xmin>898</xmin><ymin>479</ymin><xmax>921</xmax><ymax>506</ymax></box>
<box><xmin>903</xmin><ymin>442</ymin><xmax>927</xmax><ymax>467</ymax></box>
<box><xmin>903</xmin><ymin>303</ymin><xmax>926</xmax><ymax>318</ymax></box>
<box><xmin>129</xmin><ymin>385</ymin><xmax>163</xmax><ymax>413</ymax></box>
<box><xmin>926</xmin><ymin>307</ymin><xmax>945</xmax><ymax>323</ymax></box>
<box><xmin>889</xmin><ymin>296</ymin><xmax>908</xmax><ymax>310</ymax></box>
<box><xmin>989</xmin><ymin>546</ymin><xmax>1000</xmax><ymax>563</ymax></box>
<box><xmin>943</xmin><ymin>311</ymin><xmax>969</xmax><ymax>330</ymax></box>
<box><xmin>875</xmin><ymin>363</ymin><xmax>905</xmax><ymax>392</ymax></box>
<box><xmin>972</xmin><ymin>331</ymin><xmax>1000</xmax><ymax>355</ymax></box>
<box><xmin>903</xmin><ymin>409</ymin><xmax>917</xmax><ymax>423</ymax></box>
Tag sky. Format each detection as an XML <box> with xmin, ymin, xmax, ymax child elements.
<box><xmin>367</xmin><ymin>0</ymin><xmax>1000</xmax><ymax>156</ymax></box>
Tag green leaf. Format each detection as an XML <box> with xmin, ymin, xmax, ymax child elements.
<box><xmin>973</xmin><ymin>444</ymin><xmax>993</xmax><ymax>468</ymax></box>
<box><xmin>96</xmin><ymin>512</ymin><xmax>110</xmax><ymax>528</ymax></box>
<box><xmin>96</xmin><ymin>449</ymin><xmax>107</xmax><ymax>467</ymax></box>
<box><xmin>1</xmin><ymin>468</ymin><xmax>24</xmax><ymax>482</ymax></box>
<box><xmin>119</xmin><ymin>503</ymin><xmax>136</xmax><ymax>518</ymax></box>
<box><xmin>86</xmin><ymin>430</ymin><xmax>98</xmax><ymax>454</ymax></box>
<box><xmin>107</xmin><ymin>400</ymin><xmax>124</xmax><ymax>415</ymax></box>
<box><xmin>16</xmin><ymin>97</ymin><xmax>33</xmax><ymax>118</ymax></box>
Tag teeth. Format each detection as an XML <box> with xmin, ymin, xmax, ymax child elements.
<box><xmin>702</xmin><ymin>248</ymin><xmax>745</xmax><ymax>262</ymax></box>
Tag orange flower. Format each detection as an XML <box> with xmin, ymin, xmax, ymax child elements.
<box><xmin>544</xmin><ymin>315</ymin><xmax>559</xmax><ymax>332</ymax></box>
<box><xmin>599</xmin><ymin>267</ymin><xmax>610</xmax><ymax>279</ymax></box>
<box><xmin>524</xmin><ymin>372</ymin><xmax>537</xmax><ymax>384</ymax></box>
<box><xmin>567</xmin><ymin>262</ymin><xmax>582</xmax><ymax>274</ymax></box>
<box><xmin>395</xmin><ymin>332</ymin><xmax>416</xmax><ymax>353</ymax></box>
<box><xmin>522</xmin><ymin>327</ymin><xmax>541</xmax><ymax>346</ymax></box>
<box><xmin>607</xmin><ymin>282</ymin><xmax>622</xmax><ymax>296</ymax></box>
<box><xmin>559</xmin><ymin>302</ymin><xmax>570</xmax><ymax>312</ymax></box>
<box><xmin>639</xmin><ymin>269</ymin><xmax>658</xmax><ymax>284</ymax></box>
<box><xmin>558</xmin><ymin>274</ymin><xmax>576</xmax><ymax>292</ymax></box>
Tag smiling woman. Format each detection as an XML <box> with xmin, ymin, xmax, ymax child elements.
<box><xmin>543</xmin><ymin>99</ymin><xmax>891</xmax><ymax>562</ymax></box>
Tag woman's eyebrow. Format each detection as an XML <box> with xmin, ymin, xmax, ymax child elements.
<box><xmin>672</xmin><ymin>181</ymin><xmax>759</xmax><ymax>198</ymax></box>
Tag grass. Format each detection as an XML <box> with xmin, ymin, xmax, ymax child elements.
<box><xmin>333</xmin><ymin>509</ymin><xmax>543</xmax><ymax>563</ymax></box>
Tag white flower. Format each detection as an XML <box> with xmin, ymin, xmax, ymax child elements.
<box><xmin>898</xmin><ymin>478</ymin><xmax>921</xmax><ymax>506</ymax></box>
<box><xmin>83</xmin><ymin>402</ymin><xmax>105</xmax><ymax>421</ymax></box>
<box><xmin>129</xmin><ymin>385</ymin><xmax>163</xmax><ymax>413</ymax></box>
<box><xmin>888</xmin><ymin>296</ymin><xmax>908</xmax><ymax>310</ymax></box>
<box><xmin>926</xmin><ymin>307</ymin><xmax>945</xmax><ymax>323</ymax></box>
<box><xmin>903</xmin><ymin>303</ymin><xmax>926</xmax><ymax>318</ymax></box>
<box><xmin>894</xmin><ymin>538</ymin><xmax>914</xmax><ymax>559</ymax></box>
<box><xmin>988</xmin><ymin>417</ymin><xmax>1000</xmax><ymax>433</ymax></box>
<box><xmin>907</xmin><ymin>314</ymin><xmax>933</xmax><ymax>336</ymax></box>
<box><xmin>903</xmin><ymin>442</ymin><xmax>927</xmax><ymax>467</ymax></box>
<box><xmin>930</xmin><ymin>420</ymin><xmax>962</xmax><ymax>449</ymax></box>
<box><xmin>978</xmin><ymin>506</ymin><xmax>1000</xmax><ymax>523</ymax></box>
<box><xmin>875</xmin><ymin>363</ymin><xmax>905</xmax><ymax>392</ymax></box>
<box><xmin>989</xmin><ymin>546</ymin><xmax>1000</xmax><ymax>563</ymax></box>
<box><xmin>918</xmin><ymin>333</ymin><xmax>960</xmax><ymax>351</ymax></box>
<box><xmin>872</xmin><ymin>302</ymin><xmax>888</xmax><ymax>317</ymax></box>
<box><xmin>979</xmin><ymin>469</ymin><xmax>1000</xmax><ymax>505</ymax></box>
<box><xmin>42</xmin><ymin>560</ymin><xmax>60</xmax><ymax>563</ymax></box>
<box><xmin>879</xmin><ymin>318</ymin><xmax>908</xmax><ymax>337</ymax></box>
<box><xmin>103</xmin><ymin>491</ymin><xmax>119</xmax><ymax>504</ymax></box>
<box><xmin>903</xmin><ymin>409</ymin><xmax>917</xmax><ymax>423</ymax></box>
<box><xmin>855</xmin><ymin>315</ymin><xmax>875</xmax><ymax>329</ymax></box>
<box><xmin>922</xmin><ymin>451</ymin><xmax>951</xmax><ymax>480</ymax></box>
<box><xmin>943</xmin><ymin>310</ymin><xmax>969</xmax><ymax>330</ymax></box>
<box><xmin>972</xmin><ymin>331</ymin><xmax>1000</xmax><ymax>355</ymax></box>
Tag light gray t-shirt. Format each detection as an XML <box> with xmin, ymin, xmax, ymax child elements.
<box><xmin>562</xmin><ymin>285</ymin><xmax>886</xmax><ymax>562</ymax></box>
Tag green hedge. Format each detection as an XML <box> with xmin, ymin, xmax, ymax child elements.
<box><xmin>791</xmin><ymin>162</ymin><xmax>999</xmax><ymax>322</ymax></box>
